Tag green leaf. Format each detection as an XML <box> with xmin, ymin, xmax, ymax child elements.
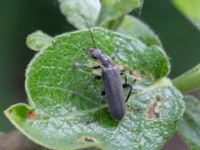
<box><xmin>172</xmin><ymin>0</ymin><xmax>200</xmax><ymax>31</ymax></box>
<box><xmin>118</xmin><ymin>15</ymin><xmax>162</xmax><ymax>46</ymax></box>
<box><xmin>5</xmin><ymin>28</ymin><xmax>184</xmax><ymax>150</ymax></box>
<box><xmin>58</xmin><ymin>0</ymin><xmax>101</xmax><ymax>29</ymax></box>
<box><xmin>96</xmin><ymin>0</ymin><xmax>142</xmax><ymax>29</ymax></box>
<box><xmin>26</xmin><ymin>31</ymin><xmax>53</xmax><ymax>51</ymax></box>
<box><xmin>177</xmin><ymin>96</ymin><xmax>200</xmax><ymax>150</ymax></box>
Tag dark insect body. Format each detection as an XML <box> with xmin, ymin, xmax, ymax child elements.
<box><xmin>86</xmin><ymin>27</ymin><xmax>134</xmax><ymax>121</ymax></box>
<box><xmin>87</xmin><ymin>48</ymin><xmax>127</xmax><ymax>121</ymax></box>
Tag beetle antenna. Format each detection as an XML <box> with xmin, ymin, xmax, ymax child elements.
<box><xmin>81</xmin><ymin>14</ymin><xmax>97</xmax><ymax>48</ymax></box>
<box><xmin>88</xmin><ymin>29</ymin><xmax>97</xmax><ymax>48</ymax></box>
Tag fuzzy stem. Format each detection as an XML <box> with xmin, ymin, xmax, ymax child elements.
<box><xmin>173</xmin><ymin>64</ymin><xmax>200</xmax><ymax>93</ymax></box>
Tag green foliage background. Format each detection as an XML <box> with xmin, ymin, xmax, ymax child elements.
<box><xmin>0</xmin><ymin>0</ymin><xmax>199</xmax><ymax>138</ymax></box>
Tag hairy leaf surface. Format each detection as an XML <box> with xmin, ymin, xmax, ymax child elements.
<box><xmin>118</xmin><ymin>15</ymin><xmax>161</xmax><ymax>46</ymax></box>
<box><xmin>177</xmin><ymin>96</ymin><xmax>200</xmax><ymax>150</ymax></box>
<box><xmin>96</xmin><ymin>0</ymin><xmax>141</xmax><ymax>29</ymax></box>
<box><xmin>5</xmin><ymin>28</ymin><xmax>184</xmax><ymax>150</ymax></box>
<box><xmin>58</xmin><ymin>0</ymin><xmax>101</xmax><ymax>29</ymax></box>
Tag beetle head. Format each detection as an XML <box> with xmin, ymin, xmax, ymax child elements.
<box><xmin>87</xmin><ymin>48</ymin><xmax>101</xmax><ymax>59</ymax></box>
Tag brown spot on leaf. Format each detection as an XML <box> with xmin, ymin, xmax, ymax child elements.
<box><xmin>118</xmin><ymin>64</ymin><xmax>126</xmax><ymax>72</ymax></box>
<box><xmin>28</xmin><ymin>111</ymin><xmax>36</xmax><ymax>120</ymax></box>
<box><xmin>27</xmin><ymin>111</ymin><xmax>45</xmax><ymax>120</ymax></box>
<box><xmin>146</xmin><ymin>95</ymin><xmax>162</xmax><ymax>120</ymax></box>
<box><xmin>132</xmin><ymin>70</ymin><xmax>142</xmax><ymax>81</ymax></box>
<box><xmin>81</xmin><ymin>136</ymin><xmax>99</xmax><ymax>143</ymax></box>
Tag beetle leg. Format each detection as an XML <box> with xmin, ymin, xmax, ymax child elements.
<box><xmin>110</xmin><ymin>55</ymin><xmax>115</xmax><ymax>60</ymax></box>
<box><xmin>97</xmin><ymin>97</ymin><xmax>104</xmax><ymax>122</ymax></box>
<box><xmin>74</xmin><ymin>63</ymin><xmax>101</xmax><ymax>70</ymax></box>
<box><xmin>124</xmin><ymin>73</ymin><xmax>128</xmax><ymax>84</ymax></box>
<box><xmin>121</xmin><ymin>73</ymin><xmax>134</xmax><ymax>102</ymax></box>
<box><xmin>71</xmin><ymin>79</ymin><xmax>92</xmax><ymax>97</ymax></box>
<box><xmin>101</xmin><ymin>90</ymin><xmax>105</xmax><ymax>96</ymax></box>
<box><xmin>123</xmin><ymin>83</ymin><xmax>132</xmax><ymax>102</ymax></box>
<box><xmin>93</xmin><ymin>66</ymin><xmax>101</xmax><ymax>69</ymax></box>
<box><xmin>120</xmin><ymin>72</ymin><xmax>127</xmax><ymax>82</ymax></box>
<box><xmin>96</xmin><ymin>60</ymin><xmax>105</xmax><ymax>68</ymax></box>
<box><xmin>94</xmin><ymin>75</ymin><xmax>101</xmax><ymax>80</ymax></box>
<box><xmin>71</xmin><ymin>76</ymin><xmax>100</xmax><ymax>97</ymax></box>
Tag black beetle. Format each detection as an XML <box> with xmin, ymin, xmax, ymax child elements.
<box><xmin>87</xmin><ymin>31</ymin><xmax>132</xmax><ymax>121</ymax></box>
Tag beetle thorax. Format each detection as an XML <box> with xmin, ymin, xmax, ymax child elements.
<box><xmin>87</xmin><ymin>48</ymin><xmax>113</xmax><ymax>68</ymax></box>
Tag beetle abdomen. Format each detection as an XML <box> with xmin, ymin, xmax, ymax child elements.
<box><xmin>102</xmin><ymin>66</ymin><xmax>126</xmax><ymax>121</ymax></box>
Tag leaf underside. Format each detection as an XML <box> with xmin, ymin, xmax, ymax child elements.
<box><xmin>96</xmin><ymin>0</ymin><xmax>141</xmax><ymax>29</ymax></box>
<box><xmin>58</xmin><ymin>0</ymin><xmax>101</xmax><ymax>29</ymax></box>
<box><xmin>5</xmin><ymin>28</ymin><xmax>184</xmax><ymax>150</ymax></box>
<box><xmin>118</xmin><ymin>15</ymin><xmax>162</xmax><ymax>46</ymax></box>
<box><xmin>177</xmin><ymin>96</ymin><xmax>200</xmax><ymax>150</ymax></box>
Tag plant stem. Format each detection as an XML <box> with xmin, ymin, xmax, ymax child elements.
<box><xmin>173</xmin><ymin>64</ymin><xmax>200</xmax><ymax>93</ymax></box>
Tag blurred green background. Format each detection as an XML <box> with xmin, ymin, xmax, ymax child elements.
<box><xmin>0</xmin><ymin>0</ymin><xmax>199</xmax><ymax>132</ymax></box>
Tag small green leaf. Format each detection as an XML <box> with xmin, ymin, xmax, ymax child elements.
<box><xmin>26</xmin><ymin>31</ymin><xmax>53</xmax><ymax>51</ymax></box>
<box><xmin>58</xmin><ymin>0</ymin><xmax>101</xmax><ymax>29</ymax></box>
<box><xmin>177</xmin><ymin>96</ymin><xmax>200</xmax><ymax>150</ymax></box>
<box><xmin>118</xmin><ymin>15</ymin><xmax>162</xmax><ymax>46</ymax></box>
<box><xmin>96</xmin><ymin>0</ymin><xmax>142</xmax><ymax>29</ymax></box>
<box><xmin>5</xmin><ymin>28</ymin><xmax>184</xmax><ymax>150</ymax></box>
<box><xmin>172</xmin><ymin>0</ymin><xmax>200</xmax><ymax>31</ymax></box>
